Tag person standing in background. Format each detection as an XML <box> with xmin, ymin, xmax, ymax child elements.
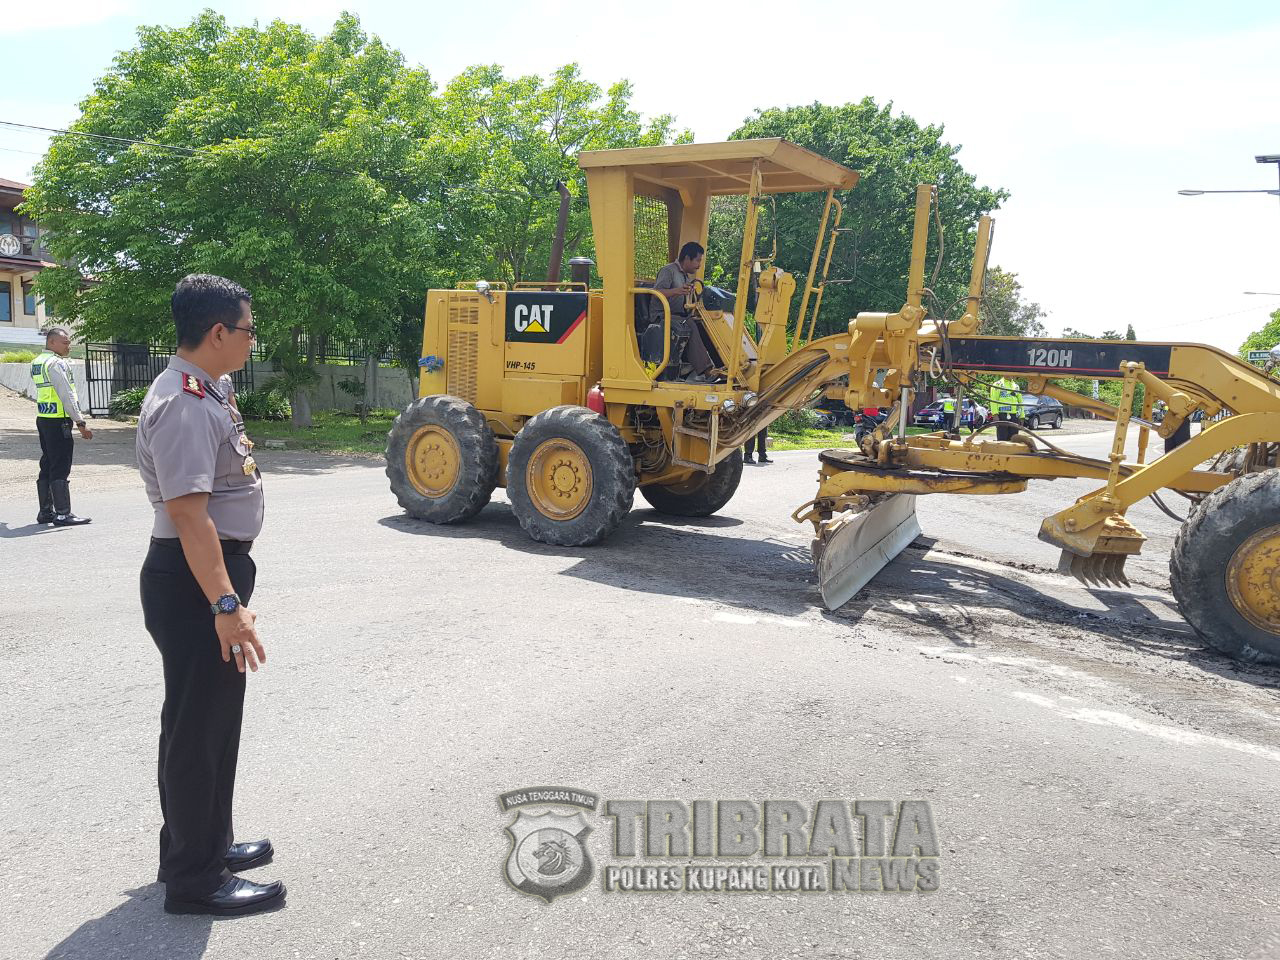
<box><xmin>31</xmin><ymin>326</ymin><xmax>93</xmax><ymax>526</ymax></box>
<box><xmin>744</xmin><ymin>426</ymin><xmax>771</xmax><ymax>464</ymax></box>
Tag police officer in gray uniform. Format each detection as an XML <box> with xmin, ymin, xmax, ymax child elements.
<box><xmin>137</xmin><ymin>274</ymin><xmax>284</xmax><ymax>916</ymax></box>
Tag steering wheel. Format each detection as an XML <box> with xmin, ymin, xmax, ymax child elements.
<box><xmin>687</xmin><ymin>277</ymin><xmax>704</xmax><ymax>304</ymax></box>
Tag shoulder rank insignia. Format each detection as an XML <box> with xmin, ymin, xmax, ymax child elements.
<box><xmin>181</xmin><ymin>373</ymin><xmax>205</xmax><ymax>398</ymax></box>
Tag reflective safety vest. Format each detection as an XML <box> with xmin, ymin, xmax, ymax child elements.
<box><xmin>31</xmin><ymin>351</ymin><xmax>75</xmax><ymax>418</ymax></box>
<box><xmin>989</xmin><ymin>377</ymin><xmax>1019</xmax><ymax>415</ymax></box>
<box><xmin>942</xmin><ymin>398</ymin><xmax>955</xmax><ymax>413</ymax></box>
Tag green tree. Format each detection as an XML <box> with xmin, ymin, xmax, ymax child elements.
<box><xmin>722</xmin><ymin>100</ymin><xmax>1008</xmax><ymax>337</ymax></box>
<box><xmin>432</xmin><ymin>64</ymin><xmax>685</xmax><ymax>286</ymax></box>
<box><xmin>24</xmin><ymin>12</ymin><xmax>446</xmax><ymax>424</ymax></box>
<box><xmin>1240</xmin><ymin>307</ymin><xmax>1280</xmax><ymax>357</ymax></box>
<box><xmin>979</xmin><ymin>266</ymin><xmax>1047</xmax><ymax>337</ymax></box>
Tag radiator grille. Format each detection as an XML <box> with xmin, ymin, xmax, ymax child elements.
<box><xmin>448</xmin><ymin>300</ymin><xmax>479</xmax><ymax>325</ymax></box>
<box><xmin>447</xmin><ymin>329</ymin><xmax>478</xmax><ymax>402</ymax></box>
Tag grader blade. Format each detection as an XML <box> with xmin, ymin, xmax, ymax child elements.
<box><xmin>815</xmin><ymin>494</ymin><xmax>921</xmax><ymax>610</ymax></box>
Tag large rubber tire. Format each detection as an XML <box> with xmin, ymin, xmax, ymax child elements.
<box><xmin>386</xmin><ymin>395</ymin><xmax>499</xmax><ymax>523</ymax></box>
<box><xmin>507</xmin><ymin>405</ymin><xmax>636</xmax><ymax>546</ymax></box>
<box><xmin>1170</xmin><ymin>469</ymin><xmax>1280</xmax><ymax>664</ymax></box>
<box><xmin>640</xmin><ymin>450</ymin><xmax>743</xmax><ymax>517</ymax></box>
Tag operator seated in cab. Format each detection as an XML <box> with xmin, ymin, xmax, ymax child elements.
<box><xmin>648</xmin><ymin>242</ymin><xmax>720</xmax><ymax>384</ymax></box>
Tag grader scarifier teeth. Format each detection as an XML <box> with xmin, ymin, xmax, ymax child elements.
<box><xmin>1059</xmin><ymin>551</ymin><xmax>1131</xmax><ymax>588</ymax></box>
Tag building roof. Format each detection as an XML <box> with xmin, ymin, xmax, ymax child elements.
<box><xmin>578</xmin><ymin>139</ymin><xmax>860</xmax><ymax>196</ymax></box>
<box><xmin>0</xmin><ymin>177</ymin><xmax>30</xmax><ymax>192</ymax></box>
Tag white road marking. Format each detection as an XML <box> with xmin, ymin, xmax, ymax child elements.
<box><xmin>1010</xmin><ymin>692</ymin><xmax>1280</xmax><ymax>762</ymax></box>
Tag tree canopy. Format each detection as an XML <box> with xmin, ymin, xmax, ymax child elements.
<box><xmin>25</xmin><ymin>12</ymin><xmax>441</xmax><ymax>357</ymax></box>
<box><xmin>24</xmin><ymin>13</ymin><xmax>682</xmax><ymax>361</ymax></box>
<box><xmin>979</xmin><ymin>266</ymin><xmax>1047</xmax><ymax>338</ymax></box>
<box><xmin>720</xmin><ymin>100</ymin><xmax>1009</xmax><ymax>337</ymax></box>
<box><xmin>1240</xmin><ymin>308</ymin><xmax>1280</xmax><ymax>357</ymax></box>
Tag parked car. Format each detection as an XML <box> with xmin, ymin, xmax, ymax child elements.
<box><xmin>1014</xmin><ymin>394</ymin><xmax>1064</xmax><ymax>429</ymax></box>
<box><xmin>913</xmin><ymin>397</ymin><xmax>990</xmax><ymax>429</ymax></box>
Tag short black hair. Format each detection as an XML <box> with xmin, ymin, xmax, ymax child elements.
<box><xmin>678</xmin><ymin>241</ymin><xmax>705</xmax><ymax>263</ymax></box>
<box><xmin>171</xmin><ymin>274</ymin><xmax>252</xmax><ymax>349</ymax></box>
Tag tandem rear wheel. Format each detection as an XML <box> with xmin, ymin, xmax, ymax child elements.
<box><xmin>639</xmin><ymin>450</ymin><xmax>743</xmax><ymax>517</ymax></box>
<box><xmin>507</xmin><ymin>405</ymin><xmax>636</xmax><ymax>546</ymax></box>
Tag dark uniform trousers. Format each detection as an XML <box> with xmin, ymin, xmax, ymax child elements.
<box><xmin>744</xmin><ymin>427</ymin><xmax>768</xmax><ymax>458</ymax></box>
<box><xmin>141</xmin><ymin>537</ymin><xmax>256</xmax><ymax>898</ymax></box>
<box><xmin>36</xmin><ymin>416</ymin><xmax>74</xmax><ymax>488</ymax></box>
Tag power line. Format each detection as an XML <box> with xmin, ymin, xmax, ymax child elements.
<box><xmin>0</xmin><ymin>120</ymin><xmax>203</xmax><ymax>155</ymax></box>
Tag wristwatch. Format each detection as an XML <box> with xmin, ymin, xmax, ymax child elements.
<box><xmin>210</xmin><ymin>593</ymin><xmax>241</xmax><ymax>615</ymax></box>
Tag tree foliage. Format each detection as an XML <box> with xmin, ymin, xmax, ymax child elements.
<box><xmin>719</xmin><ymin>100</ymin><xmax>1008</xmax><ymax>337</ymax></box>
<box><xmin>25</xmin><ymin>12</ymin><xmax>441</xmax><ymax>362</ymax></box>
<box><xmin>23</xmin><ymin>14</ymin><xmax>682</xmax><ymax>368</ymax></box>
<box><xmin>434</xmin><ymin>64</ymin><xmax>683</xmax><ymax>286</ymax></box>
<box><xmin>1240</xmin><ymin>308</ymin><xmax>1280</xmax><ymax>357</ymax></box>
<box><xmin>979</xmin><ymin>266</ymin><xmax>1047</xmax><ymax>337</ymax></box>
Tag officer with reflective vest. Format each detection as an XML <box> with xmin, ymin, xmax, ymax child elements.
<box><xmin>31</xmin><ymin>326</ymin><xmax>93</xmax><ymax>525</ymax></box>
<box><xmin>988</xmin><ymin>376</ymin><xmax>1021</xmax><ymax>441</ymax></box>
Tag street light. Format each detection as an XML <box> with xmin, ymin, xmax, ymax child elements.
<box><xmin>1177</xmin><ymin>188</ymin><xmax>1280</xmax><ymax>195</ymax></box>
<box><xmin>1179</xmin><ymin>154</ymin><xmax>1280</xmax><ymax>199</ymax></box>
<box><xmin>1244</xmin><ymin>291</ymin><xmax>1280</xmax><ymax>296</ymax></box>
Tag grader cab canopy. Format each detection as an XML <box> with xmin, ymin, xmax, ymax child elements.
<box><xmin>578</xmin><ymin>139</ymin><xmax>858</xmax><ymax>396</ymax></box>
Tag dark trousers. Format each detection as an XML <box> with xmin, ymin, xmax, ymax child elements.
<box><xmin>141</xmin><ymin>539</ymin><xmax>256</xmax><ymax>898</ymax></box>
<box><xmin>744</xmin><ymin>427</ymin><xmax>768</xmax><ymax>458</ymax></box>
<box><xmin>37</xmin><ymin>417</ymin><xmax>74</xmax><ymax>485</ymax></box>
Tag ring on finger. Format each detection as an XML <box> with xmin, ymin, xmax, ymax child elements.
<box><xmin>231</xmin><ymin>643</ymin><xmax>242</xmax><ymax>654</ymax></box>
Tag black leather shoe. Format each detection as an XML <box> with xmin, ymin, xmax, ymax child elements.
<box><xmin>36</xmin><ymin>510</ymin><xmax>55</xmax><ymax>524</ymax></box>
<box><xmin>758</xmin><ymin>456</ymin><xmax>773</xmax><ymax>464</ymax></box>
<box><xmin>52</xmin><ymin>513</ymin><xmax>91</xmax><ymax>526</ymax></box>
<box><xmin>164</xmin><ymin>876</ymin><xmax>285</xmax><ymax>916</ymax></box>
<box><xmin>227</xmin><ymin>839</ymin><xmax>273</xmax><ymax>871</ymax></box>
<box><xmin>158</xmin><ymin>839</ymin><xmax>274</xmax><ymax>882</ymax></box>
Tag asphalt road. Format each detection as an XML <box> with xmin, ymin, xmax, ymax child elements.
<box><xmin>1</xmin><ymin>396</ymin><xmax>1277</xmax><ymax>960</ymax></box>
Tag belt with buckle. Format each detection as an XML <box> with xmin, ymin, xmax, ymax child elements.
<box><xmin>150</xmin><ymin>536</ymin><xmax>254</xmax><ymax>555</ymax></box>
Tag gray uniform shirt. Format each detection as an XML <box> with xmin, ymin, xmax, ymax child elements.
<box><xmin>651</xmin><ymin>262</ymin><xmax>691</xmax><ymax>322</ymax></box>
<box><xmin>136</xmin><ymin>356</ymin><xmax>264</xmax><ymax>541</ymax></box>
<box><xmin>45</xmin><ymin>356</ymin><xmax>88</xmax><ymax>424</ymax></box>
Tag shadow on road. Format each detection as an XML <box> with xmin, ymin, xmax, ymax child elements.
<box><xmin>0</xmin><ymin>520</ymin><xmax>76</xmax><ymax>539</ymax></box>
<box><xmin>44</xmin><ymin>884</ymin><xmax>213</xmax><ymax>960</ymax></box>
<box><xmin>378</xmin><ymin>507</ymin><xmax>1280</xmax><ymax>686</ymax></box>
<box><xmin>0</xmin><ymin>425</ymin><xmax>385</xmax><ymax>477</ymax></box>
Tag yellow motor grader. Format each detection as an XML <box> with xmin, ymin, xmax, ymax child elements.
<box><xmin>386</xmin><ymin>138</ymin><xmax>1280</xmax><ymax>664</ymax></box>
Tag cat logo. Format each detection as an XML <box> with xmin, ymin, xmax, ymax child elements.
<box><xmin>513</xmin><ymin>303</ymin><xmax>550</xmax><ymax>334</ymax></box>
<box><xmin>505</xmin><ymin>292</ymin><xmax>588</xmax><ymax>345</ymax></box>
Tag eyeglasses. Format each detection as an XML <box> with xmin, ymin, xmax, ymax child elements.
<box><xmin>224</xmin><ymin>324</ymin><xmax>258</xmax><ymax>339</ymax></box>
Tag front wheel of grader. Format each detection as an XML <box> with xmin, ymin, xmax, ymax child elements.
<box><xmin>1170</xmin><ymin>469</ymin><xmax>1280</xmax><ymax>664</ymax></box>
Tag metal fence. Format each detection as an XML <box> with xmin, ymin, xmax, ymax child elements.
<box><xmin>83</xmin><ymin>343</ymin><xmax>254</xmax><ymax>416</ymax></box>
<box><xmin>254</xmin><ymin>335</ymin><xmax>395</xmax><ymax>366</ymax></box>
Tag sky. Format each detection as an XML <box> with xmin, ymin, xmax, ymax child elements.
<box><xmin>2</xmin><ymin>0</ymin><xmax>1278</xmax><ymax>352</ymax></box>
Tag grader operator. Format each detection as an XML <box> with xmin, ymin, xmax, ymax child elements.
<box><xmin>386</xmin><ymin>138</ymin><xmax>1280</xmax><ymax>666</ymax></box>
